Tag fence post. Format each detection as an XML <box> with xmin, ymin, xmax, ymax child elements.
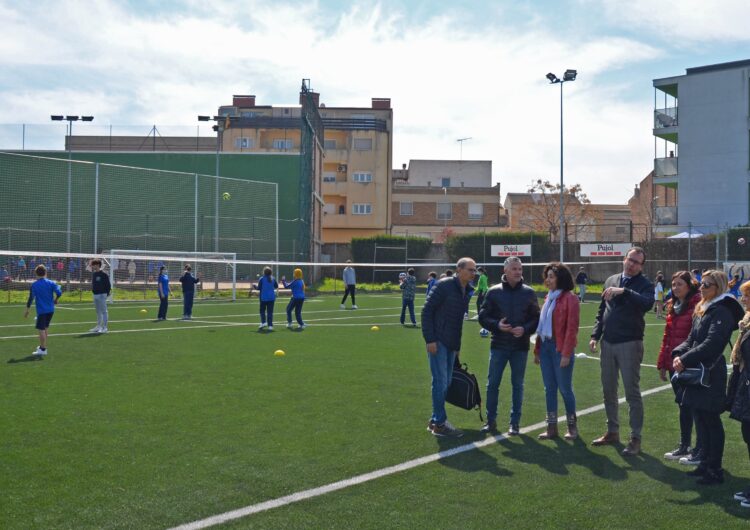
<box><xmin>687</xmin><ymin>222</ymin><xmax>692</xmax><ymax>272</ymax></box>
<box><xmin>194</xmin><ymin>173</ymin><xmax>198</xmax><ymax>253</ymax></box>
<box><xmin>93</xmin><ymin>163</ymin><xmax>99</xmax><ymax>253</ymax></box>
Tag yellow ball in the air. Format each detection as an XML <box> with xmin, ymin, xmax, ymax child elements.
<box><xmin>371</xmin><ymin>325</ymin><xmax>380</xmax><ymax>331</ymax></box>
<box><xmin>274</xmin><ymin>349</ymin><xmax>285</xmax><ymax>357</ymax></box>
<box><xmin>222</xmin><ymin>192</ymin><xmax>231</xmax><ymax>200</ymax></box>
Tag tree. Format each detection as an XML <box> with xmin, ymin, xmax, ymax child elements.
<box><xmin>523</xmin><ymin>179</ymin><xmax>593</xmax><ymax>242</ymax></box>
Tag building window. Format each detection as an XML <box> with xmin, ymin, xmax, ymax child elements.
<box><xmin>353</xmin><ymin>172</ymin><xmax>372</xmax><ymax>183</ymax></box>
<box><xmin>615</xmin><ymin>226</ymin><xmax>626</xmax><ymax>234</ymax></box>
<box><xmin>468</xmin><ymin>203</ymin><xmax>483</xmax><ymax>219</ymax></box>
<box><xmin>273</xmin><ymin>138</ymin><xmax>293</xmax><ymax>149</ymax></box>
<box><xmin>437</xmin><ymin>202</ymin><xmax>452</xmax><ymax>220</ymax></box>
<box><xmin>351</xmin><ymin>113</ymin><xmax>375</xmax><ymax>120</ymax></box>
<box><xmin>353</xmin><ymin>138</ymin><xmax>373</xmax><ymax>151</ymax></box>
<box><xmin>324</xmin><ymin>139</ymin><xmax>337</xmax><ymax>149</ymax></box>
<box><xmin>234</xmin><ymin>137</ymin><xmax>254</xmax><ymax>149</ymax></box>
<box><xmin>353</xmin><ymin>203</ymin><xmax>372</xmax><ymax>215</ymax></box>
<box><xmin>240</xmin><ymin>111</ymin><xmax>260</xmax><ymax>118</ymax></box>
<box><xmin>400</xmin><ymin>202</ymin><xmax>413</xmax><ymax>216</ymax></box>
<box><xmin>441</xmin><ymin>177</ymin><xmax>451</xmax><ymax>188</ymax></box>
<box><xmin>323</xmin><ymin>172</ymin><xmax>336</xmax><ymax>183</ymax></box>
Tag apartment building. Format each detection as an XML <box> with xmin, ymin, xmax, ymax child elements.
<box><xmin>391</xmin><ymin>160</ymin><xmax>503</xmax><ymax>241</ymax></box>
<box><xmin>219</xmin><ymin>93</ymin><xmax>392</xmax><ymax>243</ymax></box>
<box><xmin>653</xmin><ymin>58</ymin><xmax>750</xmax><ymax>233</ymax></box>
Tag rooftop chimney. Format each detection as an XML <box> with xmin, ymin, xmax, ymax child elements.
<box><xmin>233</xmin><ymin>95</ymin><xmax>256</xmax><ymax>107</ymax></box>
<box><xmin>372</xmin><ymin>98</ymin><xmax>391</xmax><ymax>110</ymax></box>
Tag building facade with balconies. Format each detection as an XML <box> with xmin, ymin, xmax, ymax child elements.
<box><xmin>219</xmin><ymin>94</ymin><xmax>392</xmax><ymax>244</ymax></box>
<box><xmin>653</xmin><ymin>58</ymin><xmax>750</xmax><ymax>232</ymax></box>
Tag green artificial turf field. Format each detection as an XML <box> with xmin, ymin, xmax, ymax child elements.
<box><xmin>1</xmin><ymin>293</ymin><xmax>749</xmax><ymax>529</ymax></box>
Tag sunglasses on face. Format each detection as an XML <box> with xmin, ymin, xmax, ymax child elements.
<box><xmin>700</xmin><ymin>281</ymin><xmax>715</xmax><ymax>289</ymax></box>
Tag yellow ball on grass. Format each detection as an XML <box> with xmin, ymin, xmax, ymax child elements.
<box><xmin>274</xmin><ymin>349</ymin><xmax>285</xmax><ymax>357</ymax></box>
<box><xmin>370</xmin><ymin>325</ymin><xmax>380</xmax><ymax>331</ymax></box>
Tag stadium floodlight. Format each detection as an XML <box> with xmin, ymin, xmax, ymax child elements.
<box><xmin>545</xmin><ymin>69</ymin><xmax>577</xmax><ymax>262</ymax></box>
<box><xmin>81</xmin><ymin>116</ymin><xmax>94</xmax><ymax>122</ymax></box>
<box><xmin>198</xmin><ymin>115</ymin><xmax>211</xmax><ymax>121</ymax></box>
<box><xmin>50</xmin><ymin>115</ymin><xmax>64</xmax><ymax>121</ymax></box>
<box><xmin>65</xmin><ymin>115</ymin><xmax>80</xmax><ymax>121</ymax></box>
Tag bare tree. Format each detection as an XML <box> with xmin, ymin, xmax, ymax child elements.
<box><xmin>524</xmin><ymin>179</ymin><xmax>593</xmax><ymax>242</ymax></box>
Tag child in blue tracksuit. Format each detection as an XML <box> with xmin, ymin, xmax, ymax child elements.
<box><xmin>157</xmin><ymin>266</ymin><xmax>170</xmax><ymax>320</ymax></box>
<box><xmin>283</xmin><ymin>268</ymin><xmax>306</xmax><ymax>329</ymax></box>
<box><xmin>255</xmin><ymin>266</ymin><xmax>278</xmax><ymax>330</ymax></box>
<box><xmin>24</xmin><ymin>264</ymin><xmax>62</xmax><ymax>356</ymax></box>
<box><xmin>426</xmin><ymin>271</ymin><xmax>438</xmax><ymax>297</ymax></box>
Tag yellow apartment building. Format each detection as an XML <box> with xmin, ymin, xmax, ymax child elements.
<box><xmin>219</xmin><ymin>93</ymin><xmax>393</xmax><ymax>244</ymax></box>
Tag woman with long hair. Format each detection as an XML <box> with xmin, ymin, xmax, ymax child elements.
<box><xmin>534</xmin><ymin>262</ymin><xmax>580</xmax><ymax>440</ymax></box>
<box><xmin>672</xmin><ymin>270</ymin><xmax>743</xmax><ymax>485</ymax></box>
<box><xmin>657</xmin><ymin>271</ymin><xmax>700</xmax><ymax>461</ymax></box>
<box><xmin>729</xmin><ymin>280</ymin><xmax>750</xmax><ymax>507</ymax></box>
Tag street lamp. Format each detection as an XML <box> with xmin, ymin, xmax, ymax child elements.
<box><xmin>546</xmin><ymin>69</ymin><xmax>577</xmax><ymax>262</ymax></box>
<box><xmin>198</xmin><ymin>115</ymin><xmax>228</xmax><ymax>256</ymax></box>
<box><xmin>50</xmin><ymin>114</ymin><xmax>94</xmax><ymax>262</ymax></box>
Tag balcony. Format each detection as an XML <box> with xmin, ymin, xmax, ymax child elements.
<box><xmin>655</xmin><ymin>206</ymin><xmax>678</xmax><ymax>225</ymax></box>
<box><xmin>322</xmin><ymin>180</ymin><xmax>349</xmax><ymax>195</ymax></box>
<box><xmin>654</xmin><ymin>107</ymin><xmax>678</xmax><ymax>128</ymax></box>
<box><xmin>654</xmin><ymin>157</ymin><xmax>678</xmax><ymax>184</ymax></box>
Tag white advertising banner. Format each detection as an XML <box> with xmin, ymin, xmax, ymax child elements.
<box><xmin>490</xmin><ymin>244</ymin><xmax>532</xmax><ymax>257</ymax></box>
<box><xmin>580</xmin><ymin>243</ymin><xmax>632</xmax><ymax>257</ymax></box>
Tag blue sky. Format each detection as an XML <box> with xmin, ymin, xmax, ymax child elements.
<box><xmin>1</xmin><ymin>0</ymin><xmax>749</xmax><ymax>203</ymax></box>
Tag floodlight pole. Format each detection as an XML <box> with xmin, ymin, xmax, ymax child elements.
<box><xmin>546</xmin><ymin>70</ymin><xmax>577</xmax><ymax>262</ymax></box>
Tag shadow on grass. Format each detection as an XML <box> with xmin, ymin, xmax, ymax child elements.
<box><xmin>436</xmin><ymin>429</ymin><xmax>512</xmax><ymax>477</ymax></box>
<box><xmin>75</xmin><ymin>333</ymin><xmax>102</xmax><ymax>339</ymax></box>
<box><xmin>497</xmin><ymin>433</ymin><xmax>628</xmax><ymax>480</ymax></box>
<box><xmin>7</xmin><ymin>355</ymin><xmax>44</xmax><ymax>364</ymax></box>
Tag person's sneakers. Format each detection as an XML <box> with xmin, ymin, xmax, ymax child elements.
<box><xmin>98</xmin><ymin>327</ymin><xmax>108</xmax><ymax>334</ymax></box>
<box><xmin>352</xmin><ymin>305</ymin><xmax>358</xmax><ymax>309</ymax></box>
<box><xmin>431</xmin><ymin>421</ymin><xmax>463</xmax><ymax>437</ymax></box>
<box><xmin>426</xmin><ymin>420</ymin><xmax>436</xmax><ymax>432</ymax></box>
<box><xmin>622</xmin><ymin>437</ymin><xmax>641</xmax><ymax>456</ymax></box>
<box><xmin>259</xmin><ymin>323</ymin><xmax>267</xmax><ymax>329</ymax></box>
<box><xmin>340</xmin><ymin>304</ymin><xmax>345</xmax><ymax>309</ymax></box>
<box><xmin>733</xmin><ymin>490</ymin><xmax>750</xmax><ymax>502</ymax></box>
<box><xmin>697</xmin><ymin>468</ymin><xmax>724</xmax><ymax>485</ymax></box>
<box><xmin>591</xmin><ymin>432</ymin><xmax>620</xmax><ymax>446</ymax></box>
<box><xmin>32</xmin><ymin>347</ymin><xmax>47</xmax><ymax>356</ymax></box>
<box><xmin>507</xmin><ymin>424</ymin><xmax>520</xmax><ymax>436</ymax></box>
<box><xmin>742</xmin><ymin>500</ymin><xmax>750</xmax><ymax>509</ymax></box>
<box><xmin>299</xmin><ymin>324</ymin><xmax>306</xmax><ymax>330</ymax></box>
<box><xmin>267</xmin><ymin>326</ymin><xmax>274</xmax><ymax>331</ymax></box>
<box><xmin>89</xmin><ymin>326</ymin><xmax>101</xmax><ymax>333</ymax></box>
<box><xmin>664</xmin><ymin>444</ymin><xmax>691</xmax><ymax>460</ymax></box>
<box><xmin>680</xmin><ymin>451</ymin><xmax>704</xmax><ymax>466</ymax></box>
<box><xmin>464</xmin><ymin>313</ymin><xmax>469</xmax><ymax>320</ymax></box>
<box><xmin>480</xmin><ymin>421</ymin><xmax>497</xmax><ymax>434</ymax></box>
<box><xmin>287</xmin><ymin>322</ymin><xmax>293</xmax><ymax>329</ymax></box>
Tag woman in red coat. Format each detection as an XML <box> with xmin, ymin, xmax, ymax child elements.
<box><xmin>657</xmin><ymin>270</ymin><xmax>701</xmax><ymax>461</ymax></box>
<box><xmin>534</xmin><ymin>262</ymin><xmax>580</xmax><ymax>440</ymax></box>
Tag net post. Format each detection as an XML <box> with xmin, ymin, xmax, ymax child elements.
<box><xmin>232</xmin><ymin>254</ymin><xmax>237</xmax><ymax>302</ymax></box>
<box><xmin>94</xmin><ymin>162</ymin><xmax>99</xmax><ymax>254</ymax></box>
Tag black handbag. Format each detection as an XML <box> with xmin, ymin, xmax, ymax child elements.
<box><xmin>672</xmin><ymin>355</ymin><xmax>723</xmax><ymax>388</ymax></box>
<box><xmin>446</xmin><ymin>358</ymin><xmax>484</xmax><ymax>421</ymax></box>
<box><xmin>726</xmin><ymin>365</ymin><xmax>742</xmax><ymax>412</ymax></box>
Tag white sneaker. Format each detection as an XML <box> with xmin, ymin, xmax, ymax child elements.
<box><xmin>352</xmin><ymin>305</ymin><xmax>358</xmax><ymax>309</ymax></box>
<box><xmin>259</xmin><ymin>323</ymin><xmax>267</xmax><ymax>329</ymax></box>
<box><xmin>299</xmin><ymin>324</ymin><xmax>306</xmax><ymax>329</ymax></box>
<box><xmin>287</xmin><ymin>322</ymin><xmax>293</xmax><ymax>329</ymax></box>
<box><xmin>340</xmin><ymin>304</ymin><xmax>345</xmax><ymax>309</ymax></box>
<box><xmin>268</xmin><ymin>326</ymin><xmax>274</xmax><ymax>331</ymax></box>
<box><xmin>98</xmin><ymin>327</ymin><xmax>108</xmax><ymax>334</ymax></box>
<box><xmin>89</xmin><ymin>326</ymin><xmax>100</xmax><ymax>333</ymax></box>
<box><xmin>32</xmin><ymin>347</ymin><xmax>47</xmax><ymax>356</ymax></box>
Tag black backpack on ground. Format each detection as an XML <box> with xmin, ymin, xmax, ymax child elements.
<box><xmin>446</xmin><ymin>357</ymin><xmax>483</xmax><ymax>421</ymax></box>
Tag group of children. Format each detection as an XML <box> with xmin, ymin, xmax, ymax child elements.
<box><xmin>253</xmin><ymin>267</ymin><xmax>307</xmax><ymax>331</ymax></box>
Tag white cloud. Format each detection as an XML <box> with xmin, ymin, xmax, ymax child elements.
<box><xmin>0</xmin><ymin>0</ymin><xmax>669</xmax><ymax>203</ymax></box>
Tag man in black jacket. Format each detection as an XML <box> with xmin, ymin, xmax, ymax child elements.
<box><xmin>421</xmin><ymin>257</ymin><xmax>477</xmax><ymax>437</ymax></box>
<box><xmin>478</xmin><ymin>256</ymin><xmax>540</xmax><ymax>436</ymax></box>
<box><xmin>589</xmin><ymin>247</ymin><xmax>654</xmax><ymax>455</ymax></box>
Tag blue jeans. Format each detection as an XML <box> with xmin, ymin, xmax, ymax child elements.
<box><xmin>286</xmin><ymin>298</ymin><xmax>304</xmax><ymax>325</ymax></box>
<box><xmin>538</xmin><ymin>338</ymin><xmax>576</xmax><ymax>415</ymax></box>
<box><xmin>260</xmin><ymin>300</ymin><xmax>275</xmax><ymax>326</ymax></box>
<box><xmin>183</xmin><ymin>291</ymin><xmax>194</xmax><ymax>317</ymax></box>
<box><xmin>401</xmin><ymin>298</ymin><xmax>416</xmax><ymax>324</ymax></box>
<box><xmin>486</xmin><ymin>347</ymin><xmax>528</xmax><ymax>425</ymax></box>
<box><xmin>428</xmin><ymin>342</ymin><xmax>457</xmax><ymax>425</ymax></box>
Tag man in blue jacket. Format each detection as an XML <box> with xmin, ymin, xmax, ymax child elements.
<box><xmin>589</xmin><ymin>247</ymin><xmax>654</xmax><ymax>456</ymax></box>
<box><xmin>421</xmin><ymin>257</ymin><xmax>477</xmax><ymax>437</ymax></box>
<box><xmin>478</xmin><ymin>256</ymin><xmax>540</xmax><ymax>436</ymax></box>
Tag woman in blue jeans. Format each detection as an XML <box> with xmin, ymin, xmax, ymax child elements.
<box><xmin>534</xmin><ymin>262</ymin><xmax>580</xmax><ymax>440</ymax></box>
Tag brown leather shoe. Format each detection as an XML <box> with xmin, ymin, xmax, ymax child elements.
<box><xmin>591</xmin><ymin>431</ymin><xmax>620</xmax><ymax>446</ymax></box>
<box><xmin>622</xmin><ymin>437</ymin><xmax>641</xmax><ymax>456</ymax></box>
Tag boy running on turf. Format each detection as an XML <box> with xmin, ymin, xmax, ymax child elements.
<box><xmin>24</xmin><ymin>264</ymin><xmax>62</xmax><ymax>356</ymax></box>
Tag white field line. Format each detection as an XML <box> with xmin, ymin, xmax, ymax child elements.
<box><xmin>0</xmin><ymin>306</ymin><xmax>403</xmax><ymax>330</ymax></box>
<box><xmin>169</xmin><ymin>383</ymin><xmax>674</xmax><ymax>530</ymax></box>
<box><xmin>579</xmin><ymin>354</ymin><xmax>659</xmax><ymax>369</ymax></box>
<box><xmin>0</xmin><ymin>312</ymin><xmax>406</xmax><ymax>340</ymax></box>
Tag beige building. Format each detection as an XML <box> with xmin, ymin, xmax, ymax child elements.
<box><xmin>628</xmin><ymin>170</ymin><xmax>678</xmax><ymax>240</ymax></box>
<box><xmin>391</xmin><ymin>160</ymin><xmax>504</xmax><ymax>241</ymax></box>
<box><xmin>219</xmin><ymin>94</ymin><xmax>392</xmax><ymax>244</ymax></box>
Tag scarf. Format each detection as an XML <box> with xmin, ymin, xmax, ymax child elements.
<box><xmin>536</xmin><ymin>289</ymin><xmax>562</xmax><ymax>340</ymax></box>
<box><xmin>731</xmin><ymin>312</ymin><xmax>750</xmax><ymax>367</ymax></box>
